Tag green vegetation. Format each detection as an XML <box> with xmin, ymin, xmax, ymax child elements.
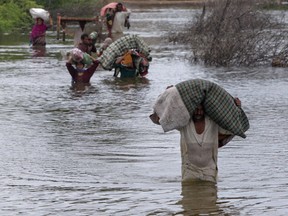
<box><xmin>261</xmin><ymin>3</ymin><xmax>288</xmax><ymax>10</ymax></box>
<box><xmin>0</xmin><ymin>0</ymin><xmax>41</xmax><ymax>33</ymax></box>
<box><xmin>2</xmin><ymin>0</ymin><xmax>287</xmax><ymax>34</ymax></box>
<box><xmin>35</xmin><ymin>0</ymin><xmax>97</xmax><ymax>9</ymax></box>
<box><xmin>0</xmin><ymin>0</ymin><xmax>101</xmax><ymax>34</ymax></box>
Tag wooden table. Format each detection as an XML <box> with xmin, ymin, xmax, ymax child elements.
<box><xmin>56</xmin><ymin>13</ymin><xmax>102</xmax><ymax>41</ymax></box>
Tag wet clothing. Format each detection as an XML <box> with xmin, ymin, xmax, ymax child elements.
<box><xmin>180</xmin><ymin>117</ymin><xmax>232</xmax><ymax>183</ymax></box>
<box><xmin>30</xmin><ymin>23</ymin><xmax>48</xmax><ymax>46</ymax></box>
<box><xmin>66</xmin><ymin>60</ymin><xmax>99</xmax><ymax>83</ymax></box>
<box><xmin>113</xmin><ymin>50</ymin><xmax>149</xmax><ymax>78</ymax></box>
<box><xmin>114</xmin><ymin>65</ymin><xmax>137</xmax><ymax>78</ymax></box>
<box><xmin>152</xmin><ymin>86</ymin><xmax>234</xmax><ymax>183</ymax></box>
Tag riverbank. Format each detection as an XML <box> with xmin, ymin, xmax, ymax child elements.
<box><xmin>1</xmin><ymin>7</ymin><xmax>288</xmax><ymax>216</ymax></box>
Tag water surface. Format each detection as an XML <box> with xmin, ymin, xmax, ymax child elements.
<box><xmin>0</xmin><ymin>7</ymin><xmax>288</xmax><ymax>216</ymax></box>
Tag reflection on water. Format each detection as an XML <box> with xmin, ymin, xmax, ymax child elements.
<box><xmin>69</xmin><ymin>82</ymin><xmax>97</xmax><ymax>96</ymax></box>
<box><xmin>177</xmin><ymin>181</ymin><xmax>219</xmax><ymax>215</ymax></box>
<box><xmin>31</xmin><ymin>46</ymin><xmax>46</xmax><ymax>57</ymax></box>
<box><xmin>105</xmin><ymin>76</ymin><xmax>150</xmax><ymax>90</ymax></box>
<box><xmin>0</xmin><ymin>6</ymin><xmax>288</xmax><ymax>216</ymax></box>
<box><xmin>0</xmin><ymin>33</ymin><xmax>28</xmax><ymax>46</ymax></box>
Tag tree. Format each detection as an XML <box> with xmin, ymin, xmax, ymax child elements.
<box><xmin>0</xmin><ymin>0</ymin><xmax>41</xmax><ymax>33</ymax></box>
<box><xmin>0</xmin><ymin>0</ymin><xmax>102</xmax><ymax>33</ymax></box>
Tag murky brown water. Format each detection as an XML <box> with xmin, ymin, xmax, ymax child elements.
<box><xmin>0</xmin><ymin>7</ymin><xmax>288</xmax><ymax>216</ymax></box>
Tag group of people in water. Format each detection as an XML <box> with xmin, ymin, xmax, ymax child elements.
<box><xmin>69</xmin><ymin>31</ymin><xmax>149</xmax><ymax>83</ymax></box>
<box><xmin>30</xmin><ymin>2</ymin><xmax>129</xmax><ymax>47</ymax></box>
<box><xmin>29</xmin><ymin>2</ymin><xmax>138</xmax><ymax>83</ymax></box>
<box><xmin>66</xmin><ymin>32</ymin><xmax>113</xmax><ymax>84</ymax></box>
<box><xmin>28</xmin><ymin>2</ymin><xmax>250</xmax><ymax>185</ymax></box>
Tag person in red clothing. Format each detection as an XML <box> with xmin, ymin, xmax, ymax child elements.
<box><xmin>66</xmin><ymin>55</ymin><xmax>100</xmax><ymax>84</ymax></box>
<box><xmin>30</xmin><ymin>17</ymin><xmax>49</xmax><ymax>46</ymax></box>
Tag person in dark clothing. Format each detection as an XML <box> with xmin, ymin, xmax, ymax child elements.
<box><xmin>77</xmin><ymin>33</ymin><xmax>97</xmax><ymax>56</ymax></box>
<box><xmin>66</xmin><ymin>55</ymin><xmax>100</xmax><ymax>84</ymax></box>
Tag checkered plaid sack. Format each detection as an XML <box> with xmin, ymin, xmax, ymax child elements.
<box><xmin>98</xmin><ymin>35</ymin><xmax>151</xmax><ymax>70</ymax></box>
<box><xmin>176</xmin><ymin>79</ymin><xmax>249</xmax><ymax>138</ymax></box>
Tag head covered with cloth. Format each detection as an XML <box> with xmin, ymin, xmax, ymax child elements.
<box><xmin>151</xmin><ymin>79</ymin><xmax>249</xmax><ymax>138</ymax></box>
<box><xmin>150</xmin><ymin>79</ymin><xmax>249</xmax><ymax>183</ymax></box>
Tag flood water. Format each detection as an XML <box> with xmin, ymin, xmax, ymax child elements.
<box><xmin>0</xmin><ymin>6</ymin><xmax>288</xmax><ymax>216</ymax></box>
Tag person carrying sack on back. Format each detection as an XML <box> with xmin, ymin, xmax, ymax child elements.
<box><xmin>150</xmin><ymin>80</ymin><xmax>249</xmax><ymax>183</ymax></box>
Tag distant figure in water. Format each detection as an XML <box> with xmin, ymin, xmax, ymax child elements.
<box><xmin>30</xmin><ymin>17</ymin><xmax>49</xmax><ymax>46</ymax></box>
<box><xmin>104</xmin><ymin>2</ymin><xmax>130</xmax><ymax>37</ymax></box>
<box><xmin>66</xmin><ymin>55</ymin><xmax>100</xmax><ymax>84</ymax></box>
<box><xmin>77</xmin><ymin>33</ymin><xmax>97</xmax><ymax>56</ymax></box>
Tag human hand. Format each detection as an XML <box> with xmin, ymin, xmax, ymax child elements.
<box><xmin>149</xmin><ymin>112</ymin><xmax>160</xmax><ymax>125</ymax></box>
<box><xmin>67</xmin><ymin>55</ymin><xmax>73</xmax><ymax>63</ymax></box>
<box><xmin>89</xmin><ymin>55</ymin><xmax>96</xmax><ymax>61</ymax></box>
<box><xmin>234</xmin><ymin>97</ymin><xmax>241</xmax><ymax>107</ymax></box>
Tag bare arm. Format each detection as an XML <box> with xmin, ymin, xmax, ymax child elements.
<box><xmin>67</xmin><ymin>55</ymin><xmax>73</xmax><ymax>64</ymax></box>
<box><xmin>66</xmin><ymin>59</ymin><xmax>77</xmax><ymax>80</ymax></box>
<box><xmin>218</xmin><ymin>134</ymin><xmax>235</xmax><ymax>148</ymax></box>
<box><xmin>234</xmin><ymin>97</ymin><xmax>241</xmax><ymax>107</ymax></box>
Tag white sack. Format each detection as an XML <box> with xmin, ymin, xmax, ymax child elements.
<box><xmin>29</xmin><ymin>8</ymin><xmax>50</xmax><ymax>21</ymax></box>
<box><xmin>112</xmin><ymin>10</ymin><xmax>131</xmax><ymax>33</ymax></box>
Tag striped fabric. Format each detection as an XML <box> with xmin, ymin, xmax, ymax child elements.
<box><xmin>176</xmin><ymin>79</ymin><xmax>249</xmax><ymax>138</ymax></box>
<box><xmin>98</xmin><ymin>35</ymin><xmax>151</xmax><ymax>70</ymax></box>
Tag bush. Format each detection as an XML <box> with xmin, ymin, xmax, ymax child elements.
<box><xmin>172</xmin><ymin>0</ymin><xmax>288</xmax><ymax>67</ymax></box>
<box><xmin>0</xmin><ymin>1</ymin><xmax>40</xmax><ymax>33</ymax></box>
<box><xmin>0</xmin><ymin>0</ymin><xmax>104</xmax><ymax>33</ymax></box>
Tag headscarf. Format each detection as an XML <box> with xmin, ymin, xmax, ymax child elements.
<box><xmin>89</xmin><ymin>31</ymin><xmax>98</xmax><ymax>40</ymax></box>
